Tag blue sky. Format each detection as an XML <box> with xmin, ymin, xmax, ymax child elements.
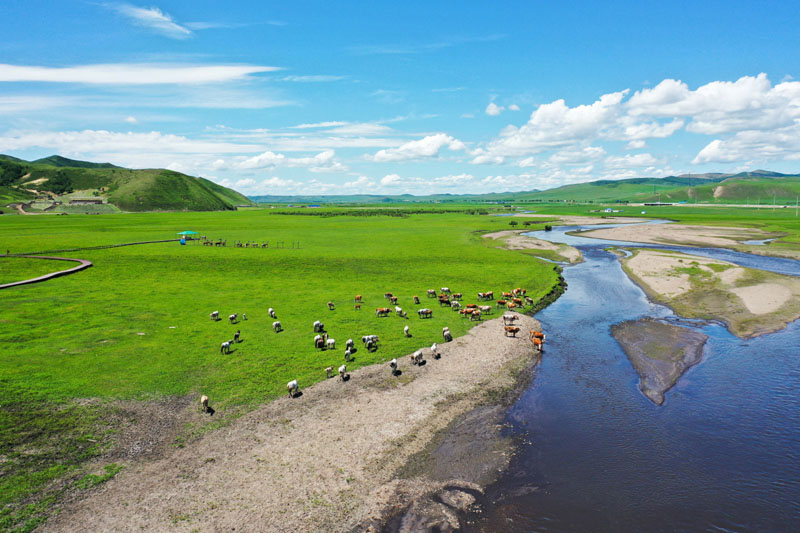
<box><xmin>2</xmin><ymin>1</ymin><xmax>799</xmax><ymax>196</ymax></box>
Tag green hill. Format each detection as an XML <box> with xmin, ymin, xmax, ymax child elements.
<box><xmin>0</xmin><ymin>155</ymin><xmax>250</xmax><ymax>212</ymax></box>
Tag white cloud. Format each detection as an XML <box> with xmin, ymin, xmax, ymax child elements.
<box><xmin>693</xmin><ymin>126</ymin><xmax>800</xmax><ymax>164</ymax></box>
<box><xmin>238</xmin><ymin>149</ymin><xmax>347</xmax><ymax>172</ymax></box>
<box><xmin>291</xmin><ymin>121</ymin><xmax>348</xmax><ymax>129</ymax></box>
<box><xmin>621</xmin><ymin>118</ymin><xmax>684</xmax><ymax>140</ymax></box>
<box><xmin>0</xmin><ymin>63</ymin><xmax>278</xmax><ymax>85</ymax></box>
<box><xmin>626</xmin><ymin>140</ymin><xmax>646</xmax><ymax>150</ymax></box>
<box><xmin>486</xmin><ymin>102</ymin><xmax>504</xmax><ymax>116</ymax></box>
<box><xmin>278</xmin><ymin>75</ymin><xmax>346</xmax><ymax>82</ymax></box>
<box><xmin>124</xmin><ymin>115</ymin><xmax>138</xmax><ymax>124</ymax></box>
<box><xmin>518</xmin><ymin>156</ymin><xmax>535</xmax><ymax>168</ymax></box>
<box><xmin>508</xmin><ymin>104</ymin><xmax>520</xmax><ymax>111</ymax></box>
<box><xmin>604</xmin><ymin>153</ymin><xmax>661</xmax><ymax>169</ymax></box>
<box><xmin>548</xmin><ymin>146</ymin><xmax>606</xmax><ymax>165</ymax></box>
<box><xmin>108</xmin><ymin>3</ymin><xmax>193</xmax><ymax>39</ymax></box>
<box><xmin>325</xmin><ymin>123</ymin><xmax>394</xmax><ymax>136</ymax></box>
<box><xmin>370</xmin><ymin>133</ymin><xmax>465</xmax><ymax>162</ymax></box>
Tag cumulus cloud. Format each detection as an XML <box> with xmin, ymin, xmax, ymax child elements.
<box><xmin>238</xmin><ymin>149</ymin><xmax>347</xmax><ymax>171</ymax></box>
<box><xmin>692</xmin><ymin>127</ymin><xmax>800</xmax><ymax>164</ymax></box>
<box><xmin>370</xmin><ymin>133</ymin><xmax>465</xmax><ymax>162</ymax></box>
<box><xmin>508</xmin><ymin>104</ymin><xmax>520</xmax><ymax>111</ymax></box>
<box><xmin>485</xmin><ymin>102</ymin><xmax>504</xmax><ymax>116</ymax></box>
<box><xmin>124</xmin><ymin>115</ymin><xmax>138</xmax><ymax>124</ymax></box>
<box><xmin>604</xmin><ymin>153</ymin><xmax>661</xmax><ymax>169</ymax></box>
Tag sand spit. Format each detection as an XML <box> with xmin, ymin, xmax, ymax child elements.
<box><xmin>612</xmin><ymin>318</ymin><xmax>708</xmax><ymax>405</ymax></box>
<box><xmin>619</xmin><ymin>249</ymin><xmax>800</xmax><ymax>338</ymax></box>
<box><xmin>43</xmin><ymin>314</ymin><xmax>542</xmax><ymax>533</ymax></box>
<box><xmin>512</xmin><ymin>214</ymin><xmax>648</xmax><ymax>226</ymax></box>
<box><xmin>483</xmin><ymin>230</ymin><xmax>582</xmax><ymax>263</ymax></box>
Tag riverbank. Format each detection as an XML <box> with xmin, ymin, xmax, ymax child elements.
<box><xmin>580</xmin><ymin>222</ymin><xmax>799</xmax><ymax>259</ymax></box>
<box><xmin>43</xmin><ymin>314</ymin><xmax>542</xmax><ymax>532</ymax></box>
<box><xmin>618</xmin><ymin>249</ymin><xmax>800</xmax><ymax>338</ymax></box>
<box><xmin>484</xmin><ymin>230</ymin><xmax>583</xmax><ymax>263</ymax></box>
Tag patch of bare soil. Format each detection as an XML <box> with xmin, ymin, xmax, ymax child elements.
<box><xmin>43</xmin><ymin>314</ymin><xmax>542</xmax><ymax>533</ymax></box>
<box><xmin>580</xmin><ymin>223</ymin><xmax>779</xmax><ymax>249</ymax></box>
<box><xmin>484</xmin><ymin>230</ymin><xmax>582</xmax><ymax>263</ymax></box>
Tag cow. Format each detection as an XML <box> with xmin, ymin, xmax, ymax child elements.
<box><xmin>376</xmin><ymin>307</ymin><xmax>392</xmax><ymax>317</ymax></box>
<box><xmin>513</xmin><ymin>297</ymin><xmax>524</xmax><ymax>307</ymax></box>
<box><xmin>418</xmin><ymin>308</ymin><xmax>433</xmax><ymax>319</ymax></box>
<box><xmin>502</xmin><ymin>292</ymin><xmax>513</xmax><ymax>299</ymax></box>
<box><xmin>504</xmin><ymin>326</ymin><xmax>520</xmax><ymax>337</ymax></box>
<box><xmin>220</xmin><ymin>341</ymin><xmax>231</xmax><ymax>354</ymax></box>
<box><xmin>327</xmin><ymin>338</ymin><xmax>336</xmax><ymax>350</ymax></box>
<box><xmin>410</xmin><ymin>350</ymin><xmax>424</xmax><ymax>365</ymax></box>
<box><xmin>389</xmin><ymin>358</ymin><xmax>398</xmax><ymax>375</ymax></box>
<box><xmin>233</xmin><ymin>330</ymin><xmax>241</xmax><ymax>343</ymax></box>
<box><xmin>525</xmin><ymin>296</ymin><xmax>535</xmax><ymax>306</ymax></box>
<box><xmin>452</xmin><ymin>293</ymin><xmax>462</xmax><ymax>300</ymax></box>
<box><xmin>413</xmin><ymin>295</ymin><xmax>420</xmax><ymax>304</ymax></box>
<box><xmin>313</xmin><ymin>320</ymin><xmax>325</xmax><ymax>333</ymax></box>
<box><xmin>269</xmin><ymin>308</ymin><xmax>277</xmax><ymax>319</ymax></box>
<box><xmin>427</xmin><ymin>289</ymin><xmax>436</xmax><ymax>298</ymax></box>
<box><xmin>328</xmin><ymin>301</ymin><xmax>335</xmax><ymax>310</ymax></box>
<box><xmin>530</xmin><ymin>330</ymin><xmax>546</xmax><ymax>342</ymax></box>
<box><xmin>431</xmin><ymin>343</ymin><xmax>439</xmax><ymax>359</ymax></box>
<box><xmin>485</xmin><ymin>291</ymin><xmax>494</xmax><ymax>300</ymax></box>
<box><xmin>503</xmin><ymin>314</ymin><xmax>518</xmax><ymax>325</ymax></box>
<box><xmin>325</xmin><ymin>366</ymin><xmax>334</xmax><ymax>378</ymax></box>
<box><xmin>465</xmin><ymin>303</ymin><xmax>478</xmax><ymax>309</ymax></box>
<box><xmin>344</xmin><ymin>348</ymin><xmax>353</xmax><ymax>362</ymax></box>
<box><xmin>355</xmin><ymin>294</ymin><xmax>362</xmax><ymax>303</ymax></box>
<box><xmin>200</xmin><ymin>395</ymin><xmax>209</xmax><ymax>412</ymax></box>
<box><xmin>470</xmin><ymin>310</ymin><xmax>482</xmax><ymax>321</ymax></box>
<box><xmin>507</xmin><ymin>302</ymin><xmax>517</xmax><ymax>310</ymax></box>
<box><xmin>532</xmin><ymin>337</ymin><xmax>543</xmax><ymax>352</ymax></box>
<box><xmin>287</xmin><ymin>379</ymin><xmax>298</xmax><ymax>398</ymax></box>
<box><xmin>460</xmin><ymin>309</ymin><xmax>472</xmax><ymax>318</ymax></box>
<box><xmin>355</xmin><ymin>304</ymin><xmax>361</xmax><ymax>311</ymax></box>
<box><xmin>273</xmin><ymin>321</ymin><xmax>282</xmax><ymax>333</ymax></box>
<box><xmin>442</xmin><ymin>328</ymin><xmax>453</xmax><ymax>342</ymax></box>
<box><xmin>390</xmin><ymin>296</ymin><xmax>398</xmax><ymax>305</ymax></box>
<box><xmin>451</xmin><ymin>301</ymin><xmax>461</xmax><ymax>311</ymax></box>
<box><xmin>439</xmin><ymin>297</ymin><xmax>451</xmax><ymax>307</ymax></box>
<box><xmin>479</xmin><ymin>305</ymin><xmax>493</xmax><ymax>315</ymax></box>
<box><xmin>496</xmin><ymin>299</ymin><xmax>507</xmax><ymax>308</ymax></box>
<box><xmin>384</xmin><ymin>292</ymin><xmax>393</xmax><ymax>300</ymax></box>
<box><xmin>404</xmin><ymin>325</ymin><xmax>411</xmax><ymax>337</ymax></box>
<box><xmin>395</xmin><ymin>306</ymin><xmax>406</xmax><ymax>317</ymax></box>
<box><xmin>229</xmin><ymin>313</ymin><xmax>238</xmax><ymax>324</ymax></box>
<box><xmin>346</xmin><ymin>338</ymin><xmax>355</xmax><ymax>350</ymax></box>
<box><xmin>339</xmin><ymin>364</ymin><xmax>347</xmax><ymax>380</ymax></box>
<box><xmin>210</xmin><ymin>311</ymin><xmax>219</xmax><ymax>321</ymax></box>
<box><xmin>441</xmin><ymin>287</ymin><xmax>451</xmax><ymax>294</ymax></box>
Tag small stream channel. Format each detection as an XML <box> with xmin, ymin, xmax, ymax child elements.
<box><xmin>463</xmin><ymin>223</ymin><xmax>800</xmax><ymax>531</ymax></box>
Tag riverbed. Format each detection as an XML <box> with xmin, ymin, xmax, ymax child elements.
<box><xmin>462</xmin><ymin>223</ymin><xmax>800</xmax><ymax>531</ymax></box>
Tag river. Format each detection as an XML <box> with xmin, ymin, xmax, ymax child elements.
<box><xmin>463</xmin><ymin>223</ymin><xmax>800</xmax><ymax>531</ymax></box>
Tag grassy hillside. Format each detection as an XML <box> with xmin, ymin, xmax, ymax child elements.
<box><xmin>0</xmin><ymin>155</ymin><xmax>249</xmax><ymax>212</ymax></box>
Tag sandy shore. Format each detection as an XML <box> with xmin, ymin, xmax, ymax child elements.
<box><xmin>580</xmin><ymin>223</ymin><xmax>800</xmax><ymax>259</ymax></box>
<box><xmin>484</xmin><ymin>230</ymin><xmax>583</xmax><ymax>263</ymax></box>
<box><xmin>43</xmin><ymin>314</ymin><xmax>542</xmax><ymax>533</ymax></box>
<box><xmin>619</xmin><ymin>249</ymin><xmax>800</xmax><ymax>338</ymax></box>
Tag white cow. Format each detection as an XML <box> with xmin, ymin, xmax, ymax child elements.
<box><xmin>404</xmin><ymin>325</ymin><xmax>410</xmax><ymax>337</ymax></box>
<box><xmin>200</xmin><ymin>394</ymin><xmax>209</xmax><ymax>412</ymax></box>
<box><xmin>210</xmin><ymin>311</ymin><xmax>219</xmax><ymax>321</ymax></box>
<box><xmin>431</xmin><ymin>343</ymin><xmax>439</xmax><ymax>359</ymax></box>
<box><xmin>346</xmin><ymin>338</ymin><xmax>354</xmax><ymax>350</ymax></box>
<box><xmin>228</xmin><ymin>313</ymin><xmax>238</xmax><ymax>323</ymax></box>
<box><xmin>338</xmin><ymin>364</ymin><xmax>347</xmax><ymax>380</ymax></box>
<box><xmin>411</xmin><ymin>349</ymin><xmax>424</xmax><ymax>365</ymax></box>
<box><xmin>287</xmin><ymin>379</ymin><xmax>298</xmax><ymax>398</ymax></box>
<box><xmin>344</xmin><ymin>348</ymin><xmax>353</xmax><ymax>362</ymax></box>
<box><xmin>327</xmin><ymin>338</ymin><xmax>336</xmax><ymax>350</ymax></box>
<box><xmin>269</xmin><ymin>308</ymin><xmax>277</xmax><ymax>319</ymax></box>
<box><xmin>273</xmin><ymin>321</ymin><xmax>282</xmax><ymax>332</ymax></box>
<box><xmin>220</xmin><ymin>341</ymin><xmax>231</xmax><ymax>354</ymax></box>
<box><xmin>389</xmin><ymin>358</ymin><xmax>398</xmax><ymax>375</ymax></box>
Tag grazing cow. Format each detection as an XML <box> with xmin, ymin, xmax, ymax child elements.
<box><xmin>384</xmin><ymin>292</ymin><xmax>393</xmax><ymax>300</ymax></box>
<box><xmin>504</xmin><ymin>326</ymin><xmax>520</xmax><ymax>337</ymax></box>
<box><xmin>503</xmin><ymin>314</ymin><xmax>518</xmax><ymax>325</ymax></box>
<box><xmin>315</xmin><ymin>335</ymin><xmax>325</xmax><ymax>350</ymax></box>
<box><xmin>269</xmin><ymin>308</ymin><xmax>277</xmax><ymax>319</ymax></box>
<box><xmin>530</xmin><ymin>330</ymin><xmax>546</xmax><ymax>342</ymax></box>
<box><xmin>395</xmin><ymin>306</ymin><xmax>405</xmax><ymax>317</ymax></box>
<box><xmin>496</xmin><ymin>299</ymin><xmax>507</xmax><ymax>308</ymax></box>
<box><xmin>460</xmin><ymin>309</ymin><xmax>473</xmax><ymax>318</ymax></box>
<box><xmin>418</xmin><ymin>308</ymin><xmax>433</xmax><ymax>319</ymax></box>
<box><xmin>325</xmin><ymin>366</ymin><xmax>333</xmax><ymax>379</ymax></box>
<box><xmin>376</xmin><ymin>307</ymin><xmax>392</xmax><ymax>317</ymax></box>
<box><xmin>466</xmin><ymin>303</ymin><xmax>477</xmax><ymax>309</ymax></box>
<box><xmin>220</xmin><ymin>341</ymin><xmax>231</xmax><ymax>354</ymax></box>
<box><xmin>390</xmin><ymin>296</ymin><xmax>398</xmax><ymax>305</ymax></box>
<box><xmin>413</xmin><ymin>295</ymin><xmax>420</xmax><ymax>304</ymax></box>
<box><xmin>355</xmin><ymin>294</ymin><xmax>362</xmax><ymax>303</ymax></box>
<box><xmin>427</xmin><ymin>289</ymin><xmax>436</xmax><ymax>298</ymax></box>
<box><xmin>410</xmin><ymin>349</ymin><xmax>424</xmax><ymax>365</ymax></box>
<box><xmin>502</xmin><ymin>292</ymin><xmax>513</xmax><ymax>299</ymax></box>
<box><xmin>431</xmin><ymin>343</ymin><xmax>439</xmax><ymax>359</ymax></box>
<box><xmin>242</xmin><ymin>313</ymin><xmax>247</xmax><ymax>321</ymax></box>
<box><xmin>355</xmin><ymin>304</ymin><xmax>361</xmax><ymax>311</ymax></box>
<box><xmin>485</xmin><ymin>291</ymin><xmax>494</xmax><ymax>300</ymax></box>
<box><xmin>525</xmin><ymin>296</ymin><xmax>535</xmax><ymax>306</ymax></box>
<box><xmin>328</xmin><ymin>301</ymin><xmax>335</xmax><ymax>311</ymax></box>
<box><xmin>362</xmin><ymin>335</ymin><xmax>379</xmax><ymax>345</ymax></box>
<box><xmin>229</xmin><ymin>313</ymin><xmax>238</xmax><ymax>324</ymax></box>
<box><xmin>389</xmin><ymin>358</ymin><xmax>398</xmax><ymax>375</ymax></box>
<box><xmin>470</xmin><ymin>310</ymin><xmax>482</xmax><ymax>321</ymax></box>
<box><xmin>442</xmin><ymin>327</ymin><xmax>453</xmax><ymax>342</ymax></box>
<box><xmin>344</xmin><ymin>348</ymin><xmax>353</xmax><ymax>362</ymax></box>
<box><xmin>346</xmin><ymin>338</ymin><xmax>355</xmax><ymax>350</ymax></box>
<box><xmin>513</xmin><ymin>297</ymin><xmax>524</xmax><ymax>307</ymax></box>
<box><xmin>451</xmin><ymin>301</ymin><xmax>461</xmax><ymax>311</ymax></box>
<box><xmin>452</xmin><ymin>293</ymin><xmax>462</xmax><ymax>300</ymax></box>
<box><xmin>439</xmin><ymin>297</ymin><xmax>451</xmax><ymax>307</ymax></box>
<box><xmin>313</xmin><ymin>320</ymin><xmax>325</xmax><ymax>333</ymax></box>
<box><xmin>339</xmin><ymin>364</ymin><xmax>347</xmax><ymax>380</ymax></box>
<box><xmin>210</xmin><ymin>311</ymin><xmax>219</xmax><ymax>321</ymax></box>
<box><xmin>507</xmin><ymin>302</ymin><xmax>517</xmax><ymax>310</ymax></box>
<box><xmin>200</xmin><ymin>395</ymin><xmax>209</xmax><ymax>413</ymax></box>
<box><xmin>273</xmin><ymin>321</ymin><xmax>282</xmax><ymax>333</ymax></box>
<box><xmin>479</xmin><ymin>305</ymin><xmax>493</xmax><ymax>315</ymax></box>
<box><xmin>366</xmin><ymin>340</ymin><xmax>376</xmax><ymax>352</ymax></box>
<box><xmin>287</xmin><ymin>379</ymin><xmax>298</xmax><ymax>398</ymax></box>
<box><xmin>404</xmin><ymin>325</ymin><xmax>410</xmax><ymax>337</ymax></box>
<box><xmin>234</xmin><ymin>330</ymin><xmax>241</xmax><ymax>343</ymax></box>
<box><xmin>441</xmin><ymin>287</ymin><xmax>451</xmax><ymax>294</ymax></box>
<box><xmin>477</xmin><ymin>292</ymin><xmax>487</xmax><ymax>301</ymax></box>
<box><xmin>532</xmin><ymin>337</ymin><xmax>543</xmax><ymax>352</ymax></box>
<box><xmin>327</xmin><ymin>338</ymin><xmax>336</xmax><ymax>350</ymax></box>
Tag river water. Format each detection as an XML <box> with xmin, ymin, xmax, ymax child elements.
<box><xmin>463</xmin><ymin>224</ymin><xmax>800</xmax><ymax>532</ymax></box>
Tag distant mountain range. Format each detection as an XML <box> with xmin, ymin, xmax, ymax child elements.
<box><xmin>0</xmin><ymin>155</ymin><xmax>251</xmax><ymax>212</ymax></box>
<box><xmin>252</xmin><ymin>170</ymin><xmax>800</xmax><ymax>205</ymax></box>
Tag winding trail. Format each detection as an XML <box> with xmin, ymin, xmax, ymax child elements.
<box><xmin>0</xmin><ymin>255</ymin><xmax>93</xmax><ymax>289</ymax></box>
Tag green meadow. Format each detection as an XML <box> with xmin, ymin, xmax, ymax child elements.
<box><xmin>0</xmin><ymin>208</ymin><xmax>560</xmax><ymax>530</ymax></box>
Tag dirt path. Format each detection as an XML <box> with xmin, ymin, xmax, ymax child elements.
<box><xmin>44</xmin><ymin>314</ymin><xmax>542</xmax><ymax>533</ymax></box>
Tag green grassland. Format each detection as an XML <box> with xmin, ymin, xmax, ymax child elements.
<box><xmin>0</xmin><ymin>209</ymin><xmax>559</xmax><ymax>530</ymax></box>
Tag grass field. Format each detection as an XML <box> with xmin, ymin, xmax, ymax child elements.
<box><xmin>0</xmin><ymin>208</ymin><xmax>560</xmax><ymax>530</ymax></box>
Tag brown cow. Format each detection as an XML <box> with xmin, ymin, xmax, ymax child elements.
<box><xmin>465</xmin><ymin>303</ymin><xmax>478</xmax><ymax>309</ymax></box>
<box><xmin>355</xmin><ymin>294</ymin><xmax>363</xmax><ymax>303</ymax></box>
<box><xmin>507</xmin><ymin>302</ymin><xmax>517</xmax><ymax>310</ymax></box>
<box><xmin>532</xmin><ymin>337</ymin><xmax>543</xmax><ymax>351</ymax></box>
<box><xmin>504</xmin><ymin>326</ymin><xmax>520</xmax><ymax>337</ymax></box>
<box><xmin>452</xmin><ymin>293</ymin><xmax>462</xmax><ymax>300</ymax></box>
<box><xmin>328</xmin><ymin>301</ymin><xmax>335</xmax><ymax>310</ymax></box>
<box><xmin>413</xmin><ymin>295</ymin><xmax>420</xmax><ymax>304</ymax></box>
<box><xmin>384</xmin><ymin>292</ymin><xmax>393</xmax><ymax>299</ymax></box>
<box><xmin>376</xmin><ymin>307</ymin><xmax>392</xmax><ymax>317</ymax></box>
<box><xmin>502</xmin><ymin>291</ymin><xmax>513</xmax><ymax>299</ymax></box>
<box><xmin>496</xmin><ymin>299</ymin><xmax>507</xmax><ymax>307</ymax></box>
<box><xmin>512</xmin><ymin>297</ymin><xmax>524</xmax><ymax>306</ymax></box>
<box><xmin>390</xmin><ymin>296</ymin><xmax>398</xmax><ymax>305</ymax></box>
<box><xmin>427</xmin><ymin>289</ymin><xmax>436</xmax><ymax>298</ymax></box>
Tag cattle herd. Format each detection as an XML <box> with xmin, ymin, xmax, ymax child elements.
<box><xmin>200</xmin><ymin>286</ymin><xmax>545</xmax><ymax>407</ymax></box>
